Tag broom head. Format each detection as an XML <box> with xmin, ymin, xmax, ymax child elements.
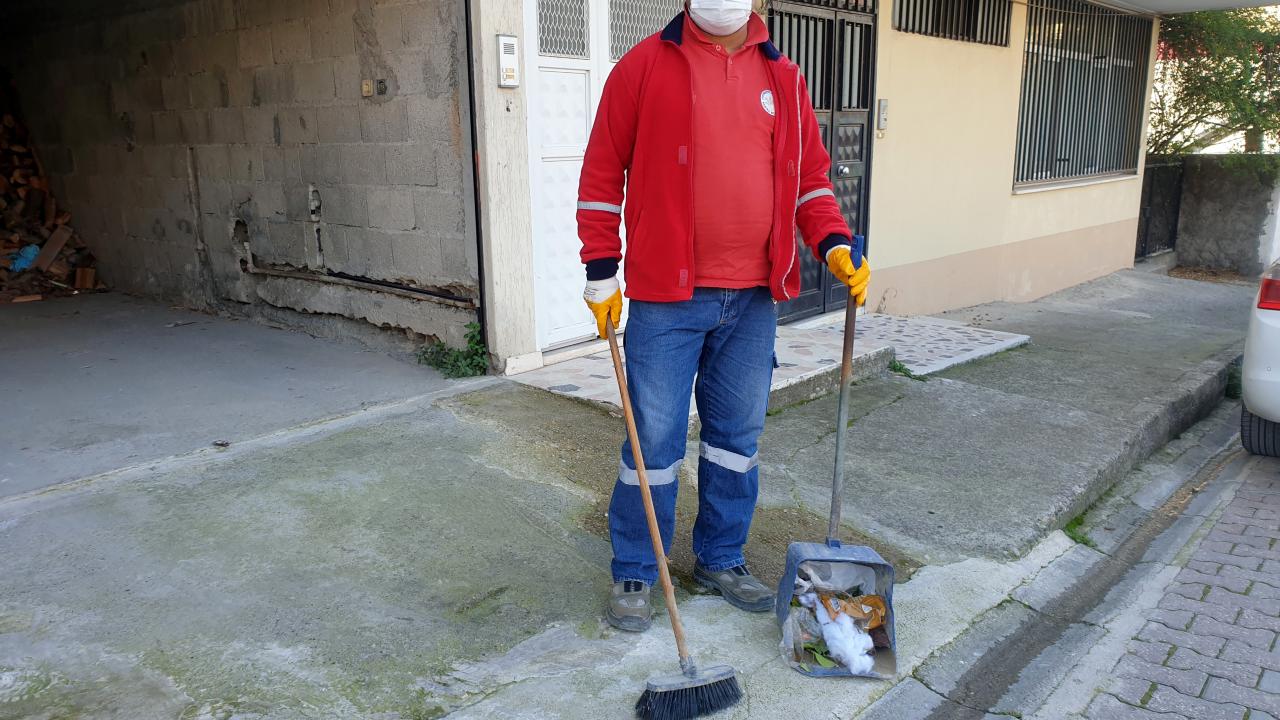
<box><xmin>635</xmin><ymin>664</ymin><xmax>741</xmax><ymax>720</ymax></box>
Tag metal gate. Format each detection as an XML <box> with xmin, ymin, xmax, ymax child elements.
<box><xmin>1135</xmin><ymin>157</ymin><xmax>1183</xmax><ymax>259</ymax></box>
<box><xmin>769</xmin><ymin>0</ymin><xmax>876</xmax><ymax>323</ymax></box>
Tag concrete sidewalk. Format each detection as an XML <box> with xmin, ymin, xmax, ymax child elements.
<box><xmin>0</xmin><ymin>270</ymin><xmax>1258</xmax><ymax>719</ymax></box>
<box><xmin>0</xmin><ymin>293</ymin><xmax>449</xmax><ymax>497</ymax></box>
<box><xmin>764</xmin><ymin>270</ymin><xmax>1253</xmax><ymax>564</ymax></box>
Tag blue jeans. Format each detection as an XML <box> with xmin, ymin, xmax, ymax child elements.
<box><xmin>609</xmin><ymin>287</ymin><xmax>778</xmax><ymax>584</ymax></box>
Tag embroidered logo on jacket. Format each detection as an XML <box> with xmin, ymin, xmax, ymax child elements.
<box><xmin>760</xmin><ymin>89</ymin><xmax>775</xmax><ymax>117</ymax></box>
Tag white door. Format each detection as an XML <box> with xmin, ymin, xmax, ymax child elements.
<box><xmin>524</xmin><ymin>0</ymin><xmax>681</xmax><ymax>351</ymax></box>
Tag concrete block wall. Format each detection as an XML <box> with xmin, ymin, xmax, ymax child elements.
<box><xmin>1175</xmin><ymin>155</ymin><xmax>1280</xmax><ymax>277</ymax></box>
<box><xmin>0</xmin><ymin>0</ymin><xmax>478</xmax><ymax>347</ymax></box>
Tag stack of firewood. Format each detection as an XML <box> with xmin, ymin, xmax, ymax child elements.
<box><xmin>0</xmin><ymin>81</ymin><xmax>102</xmax><ymax>303</ymax></box>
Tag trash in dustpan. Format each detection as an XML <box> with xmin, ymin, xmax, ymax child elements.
<box><xmin>774</xmin><ymin>269</ymin><xmax>897</xmax><ymax>679</ymax></box>
<box><xmin>774</xmin><ymin>540</ymin><xmax>897</xmax><ymax>679</ymax></box>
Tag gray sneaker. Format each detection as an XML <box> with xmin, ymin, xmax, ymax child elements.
<box><xmin>606</xmin><ymin>580</ymin><xmax>653</xmax><ymax>632</ymax></box>
<box><xmin>694</xmin><ymin>564</ymin><xmax>775</xmax><ymax>612</ymax></box>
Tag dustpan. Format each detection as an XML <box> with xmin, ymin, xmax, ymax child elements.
<box><xmin>775</xmin><ymin>237</ymin><xmax>898</xmax><ymax>678</ymax></box>
<box><xmin>775</xmin><ymin>542</ymin><xmax>896</xmax><ymax>678</ymax></box>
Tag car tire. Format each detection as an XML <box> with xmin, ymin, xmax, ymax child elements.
<box><xmin>1241</xmin><ymin>405</ymin><xmax>1280</xmax><ymax>457</ymax></box>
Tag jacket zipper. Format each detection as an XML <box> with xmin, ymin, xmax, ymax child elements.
<box><xmin>777</xmin><ymin>67</ymin><xmax>802</xmax><ymax>301</ymax></box>
<box><xmin>686</xmin><ymin>51</ymin><xmax>696</xmax><ymax>300</ymax></box>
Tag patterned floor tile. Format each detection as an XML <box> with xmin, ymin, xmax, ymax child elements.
<box><xmin>510</xmin><ymin>313</ymin><xmax>1028</xmax><ymax>413</ymax></box>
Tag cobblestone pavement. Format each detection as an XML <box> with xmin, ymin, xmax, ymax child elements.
<box><xmin>1087</xmin><ymin>456</ymin><xmax>1280</xmax><ymax>720</ymax></box>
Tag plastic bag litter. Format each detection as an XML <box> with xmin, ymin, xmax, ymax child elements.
<box><xmin>6</xmin><ymin>244</ymin><xmax>39</xmax><ymax>272</ymax></box>
<box><xmin>798</xmin><ymin>593</ymin><xmax>874</xmax><ymax>674</ymax></box>
<box><xmin>795</xmin><ymin>560</ymin><xmax>877</xmax><ymax>596</ymax></box>
<box><xmin>777</xmin><ymin>547</ymin><xmax>897</xmax><ymax>678</ymax></box>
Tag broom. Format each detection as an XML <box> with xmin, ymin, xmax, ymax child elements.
<box><xmin>604</xmin><ymin>318</ymin><xmax>742</xmax><ymax>720</ymax></box>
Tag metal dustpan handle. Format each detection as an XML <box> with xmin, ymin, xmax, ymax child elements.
<box><xmin>827</xmin><ymin>235</ymin><xmax>863</xmax><ymax>548</ymax></box>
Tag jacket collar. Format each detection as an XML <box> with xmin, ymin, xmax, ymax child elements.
<box><xmin>660</xmin><ymin>11</ymin><xmax>782</xmax><ymax>61</ymax></box>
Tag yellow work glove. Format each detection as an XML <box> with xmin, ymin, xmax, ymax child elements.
<box><xmin>584</xmin><ymin>277</ymin><xmax>623</xmax><ymax>339</ymax></box>
<box><xmin>826</xmin><ymin>244</ymin><xmax>871</xmax><ymax>307</ymax></box>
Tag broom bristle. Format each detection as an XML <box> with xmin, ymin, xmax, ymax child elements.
<box><xmin>634</xmin><ymin>675</ymin><xmax>742</xmax><ymax>720</ymax></box>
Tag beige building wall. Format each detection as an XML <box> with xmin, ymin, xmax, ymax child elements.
<box><xmin>865</xmin><ymin>1</ymin><xmax>1160</xmax><ymax>316</ymax></box>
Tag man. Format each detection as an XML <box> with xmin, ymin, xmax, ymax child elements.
<box><xmin>576</xmin><ymin>0</ymin><xmax>871</xmax><ymax>632</ymax></box>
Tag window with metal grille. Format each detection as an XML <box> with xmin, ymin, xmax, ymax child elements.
<box><xmin>610</xmin><ymin>0</ymin><xmax>683</xmax><ymax>60</ymax></box>
<box><xmin>894</xmin><ymin>0</ymin><xmax>1011</xmax><ymax>46</ymax></box>
<box><xmin>538</xmin><ymin>0</ymin><xmax>589</xmax><ymax>58</ymax></box>
<box><xmin>1013</xmin><ymin>0</ymin><xmax>1152</xmax><ymax>186</ymax></box>
<box><xmin>770</xmin><ymin>9</ymin><xmax>835</xmax><ymax>111</ymax></box>
<box><xmin>787</xmin><ymin>0</ymin><xmax>877</xmax><ymax>12</ymax></box>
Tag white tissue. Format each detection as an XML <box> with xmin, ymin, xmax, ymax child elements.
<box><xmin>799</xmin><ymin>593</ymin><xmax>875</xmax><ymax>674</ymax></box>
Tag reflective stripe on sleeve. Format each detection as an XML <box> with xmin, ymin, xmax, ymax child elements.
<box><xmin>577</xmin><ymin>201</ymin><xmax>623</xmax><ymax>214</ymax></box>
<box><xmin>796</xmin><ymin>188</ymin><xmax>835</xmax><ymax>207</ymax></box>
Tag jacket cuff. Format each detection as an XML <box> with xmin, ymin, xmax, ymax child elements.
<box><xmin>817</xmin><ymin>234</ymin><xmax>851</xmax><ymax>264</ymax></box>
<box><xmin>585</xmin><ymin>257</ymin><xmax>620</xmax><ymax>281</ymax></box>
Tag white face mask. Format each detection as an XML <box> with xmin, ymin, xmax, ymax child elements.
<box><xmin>688</xmin><ymin>0</ymin><xmax>753</xmax><ymax>36</ymax></box>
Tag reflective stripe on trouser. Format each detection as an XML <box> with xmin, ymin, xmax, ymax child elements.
<box><xmin>699</xmin><ymin>443</ymin><xmax>759</xmax><ymax>473</ymax></box>
<box><xmin>618</xmin><ymin>458</ymin><xmax>683</xmax><ymax>486</ymax></box>
<box><xmin>691</xmin><ymin>440</ymin><xmax>763</xmax><ymax>574</ymax></box>
<box><xmin>608</xmin><ymin>288</ymin><xmax>777</xmax><ymax>583</ymax></box>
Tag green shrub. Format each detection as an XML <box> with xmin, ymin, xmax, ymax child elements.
<box><xmin>417</xmin><ymin>322</ymin><xmax>489</xmax><ymax>378</ymax></box>
<box><xmin>888</xmin><ymin>359</ymin><xmax>926</xmax><ymax>381</ymax></box>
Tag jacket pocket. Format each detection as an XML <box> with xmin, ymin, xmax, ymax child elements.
<box><xmin>624</xmin><ymin>203</ymin><xmax>645</xmax><ymax>249</ymax></box>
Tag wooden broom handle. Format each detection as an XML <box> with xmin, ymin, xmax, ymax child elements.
<box><xmin>605</xmin><ymin>319</ymin><xmax>692</xmax><ymax>666</ymax></box>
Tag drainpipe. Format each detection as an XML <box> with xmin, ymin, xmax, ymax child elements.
<box><xmin>462</xmin><ymin>0</ymin><xmax>490</xmax><ymax>359</ymax></box>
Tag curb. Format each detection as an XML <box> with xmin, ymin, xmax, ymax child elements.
<box><xmin>858</xmin><ymin>405</ymin><xmax>1247</xmax><ymax>720</ymax></box>
<box><xmin>1055</xmin><ymin>346</ymin><xmax>1241</xmax><ymax>534</ymax></box>
<box><xmin>538</xmin><ymin>344</ymin><xmax>896</xmax><ymax>435</ymax></box>
<box><xmin>766</xmin><ymin>344</ymin><xmax>895</xmax><ymax>412</ymax></box>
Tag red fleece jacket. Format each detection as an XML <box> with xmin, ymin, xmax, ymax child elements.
<box><xmin>576</xmin><ymin>12</ymin><xmax>851</xmax><ymax>302</ymax></box>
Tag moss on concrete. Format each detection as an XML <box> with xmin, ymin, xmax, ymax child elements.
<box><xmin>747</xmin><ymin>505</ymin><xmax>921</xmax><ymax>585</ymax></box>
<box><xmin>3</xmin><ymin>380</ymin><xmax>920</xmax><ymax>719</ymax></box>
<box><xmin>0</xmin><ymin>398</ymin><xmax>611</xmax><ymax>718</ymax></box>
<box><xmin>0</xmin><ymin>667</ymin><xmax>60</xmax><ymax>707</ymax></box>
<box><xmin>1062</xmin><ymin>515</ymin><xmax>1098</xmax><ymax>549</ymax></box>
<box><xmin>444</xmin><ymin>383</ymin><xmax>921</xmax><ymax>589</ymax></box>
<box><xmin>0</xmin><ymin>610</ymin><xmax>32</xmax><ymax>634</ymax></box>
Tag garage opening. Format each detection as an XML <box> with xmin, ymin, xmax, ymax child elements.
<box><xmin>1</xmin><ymin>70</ymin><xmax>102</xmax><ymax>302</ymax></box>
<box><xmin>0</xmin><ymin>0</ymin><xmax>487</xmax><ymax>495</ymax></box>
<box><xmin>0</xmin><ymin>0</ymin><xmax>481</xmax><ymax>351</ymax></box>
